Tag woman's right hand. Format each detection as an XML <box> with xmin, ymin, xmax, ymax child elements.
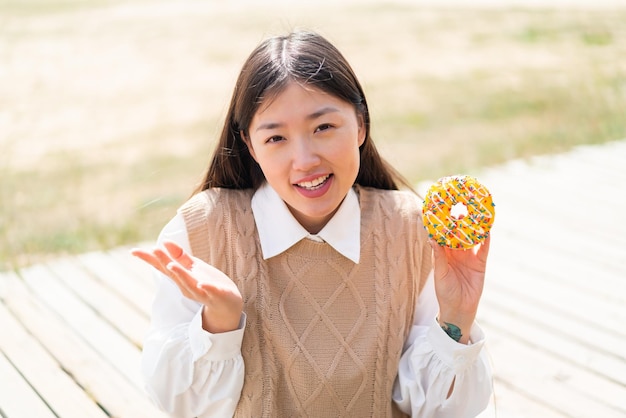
<box><xmin>131</xmin><ymin>240</ymin><xmax>243</xmax><ymax>333</ymax></box>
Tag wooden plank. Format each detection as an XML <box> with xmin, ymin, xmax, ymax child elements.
<box><xmin>77</xmin><ymin>251</ymin><xmax>155</xmax><ymax>317</ymax></box>
<box><xmin>489</xmin><ymin>237</ymin><xmax>625</xmax><ymax>307</ymax></box>
<box><xmin>484</xmin><ymin>165</ymin><xmax>623</xmax><ymax>205</ymax></box>
<box><xmin>478</xmin><ymin>304</ymin><xmax>626</xmax><ymax>414</ymax></box>
<box><xmin>484</xmin><ymin>263</ymin><xmax>626</xmax><ymax>339</ymax></box>
<box><xmin>486</xmin><ymin>171</ymin><xmax>623</xmax><ymax>210</ymax></box>
<box><xmin>482</xmin><ymin>142</ymin><xmax>626</xmax><ymax>186</ymax></box>
<box><xmin>481</xmin><ymin>330</ymin><xmax>626</xmax><ymax>417</ymax></box>
<box><xmin>556</xmin><ymin>142</ymin><xmax>626</xmax><ymax>173</ymax></box>
<box><xmin>485</xmin><ymin>255</ymin><xmax>626</xmax><ymax>332</ymax></box>
<box><xmin>45</xmin><ymin>256</ymin><xmax>150</xmax><ymax>347</ymax></box>
<box><xmin>0</xmin><ymin>350</ymin><xmax>57</xmax><ymax>418</ymax></box>
<box><xmin>0</xmin><ymin>302</ymin><xmax>109</xmax><ymax>418</ymax></box>
<box><xmin>486</xmin><ymin>183</ymin><xmax>626</xmax><ymax>268</ymax></box>
<box><xmin>17</xmin><ymin>263</ymin><xmax>144</xmax><ymax>390</ymax></box>
<box><xmin>487</xmin><ymin>192</ymin><xmax>626</xmax><ymax>249</ymax></box>
<box><xmin>475</xmin><ymin>140</ymin><xmax>626</xmax><ymax>417</ymax></box>
<box><xmin>107</xmin><ymin>243</ymin><xmax>158</xmax><ymax>290</ymax></box>
<box><xmin>477</xmin><ymin>378</ymin><xmax>569</xmax><ymax>418</ymax></box>
<box><xmin>479</xmin><ymin>291</ymin><xmax>626</xmax><ymax>387</ymax></box>
<box><xmin>2</xmin><ymin>270</ymin><xmax>169</xmax><ymax>418</ymax></box>
<box><xmin>493</xmin><ymin>218</ymin><xmax>626</xmax><ymax>270</ymax></box>
<box><xmin>481</xmin><ymin>281</ymin><xmax>626</xmax><ymax>363</ymax></box>
<box><xmin>480</xmin><ymin>156</ymin><xmax>625</xmax><ymax>227</ymax></box>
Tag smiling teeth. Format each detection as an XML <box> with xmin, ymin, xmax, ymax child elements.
<box><xmin>298</xmin><ymin>175</ymin><xmax>330</xmax><ymax>190</ymax></box>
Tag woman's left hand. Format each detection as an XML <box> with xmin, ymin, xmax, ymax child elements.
<box><xmin>431</xmin><ymin>236</ymin><xmax>491</xmax><ymax>344</ymax></box>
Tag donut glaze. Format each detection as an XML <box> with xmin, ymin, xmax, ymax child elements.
<box><xmin>422</xmin><ymin>175</ymin><xmax>495</xmax><ymax>249</ymax></box>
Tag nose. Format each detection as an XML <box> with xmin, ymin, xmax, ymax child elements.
<box><xmin>291</xmin><ymin>137</ymin><xmax>321</xmax><ymax>171</ymax></box>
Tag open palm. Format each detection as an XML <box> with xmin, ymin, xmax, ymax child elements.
<box><xmin>131</xmin><ymin>241</ymin><xmax>243</xmax><ymax>333</ymax></box>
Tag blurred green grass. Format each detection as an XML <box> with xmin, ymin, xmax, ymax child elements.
<box><xmin>1</xmin><ymin>1</ymin><xmax>625</xmax><ymax>269</ymax></box>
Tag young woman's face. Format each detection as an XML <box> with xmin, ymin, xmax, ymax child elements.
<box><xmin>246</xmin><ymin>82</ymin><xmax>365</xmax><ymax>234</ymax></box>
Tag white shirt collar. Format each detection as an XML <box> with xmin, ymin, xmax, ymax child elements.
<box><xmin>251</xmin><ymin>183</ymin><xmax>361</xmax><ymax>264</ymax></box>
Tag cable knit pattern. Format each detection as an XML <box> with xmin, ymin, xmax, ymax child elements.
<box><xmin>369</xmin><ymin>189</ymin><xmax>393</xmax><ymax>417</ymax></box>
<box><xmin>179</xmin><ymin>186</ymin><xmax>431</xmax><ymax>418</ymax></box>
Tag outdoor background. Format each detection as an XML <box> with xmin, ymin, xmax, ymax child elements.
<box><xmin>1</xmin><ymin>0</ymin><xmax>625</xmax><ymax>270</ymax></box>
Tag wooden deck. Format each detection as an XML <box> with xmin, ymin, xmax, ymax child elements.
<box><xmin>472</xmin><ymin>139</ymin><xmax>626</xmax><ymax>418</ymax></box>
<box><xmin>1</xmin><ymin>139</ymin><xmax>625</xmax><ymax>417</ymax></box>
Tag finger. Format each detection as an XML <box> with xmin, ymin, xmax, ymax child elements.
<box><xmin>153</xmin><ymin>247</ymin><xmax>175</xmax><ymax>270</ymax></box>
<box><xmin>131</xmin><ymin>248</ymin><xmax>170</xmax><ymax>275</ymax></box>
<box><xmin>476</xmin><ymin>235</ymin><xmax>491</xmax><ymax>262</ymax></box>
<box><xmin>197</xmin><ymin>272</ymin><xmax>236</xmax><ymax>294</ymax></box>
<box><xmin>130</xmin><ymin>248</ymin><xmax>155</xmax><ymax>263</ymax></box>
<box><xmin>167</xmin><ymin>261</ymin><xmax>200</xmax><ymax>292</ymax></box>
<box><xmin>429</xmin><ymin>239</ymin><xmax>450</xmax><ymax>279</ymax></box>
<box><xmin>163</xmin><ymin>240</ymin><xmax>194</xmax><ymax>269</ymax></box>
<box><xmin>156</xmin><ymin>258</ymin><xmax>193</xmax><ymax>294</ymax></box>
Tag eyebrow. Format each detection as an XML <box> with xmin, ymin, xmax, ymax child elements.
<box><xmin>254</xmin><ymin>106</ymin><xmax>340</xmax><ymax>132</ymax></box>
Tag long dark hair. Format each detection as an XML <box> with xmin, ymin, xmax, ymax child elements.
<box><xmin>194</xmin><ymin>30</ymin><xmax>411</xmax><ymax>193</ymax></box>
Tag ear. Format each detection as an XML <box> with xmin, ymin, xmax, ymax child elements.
<box><xmin>241</xmin><ymin>130</ymin><xmax>258</xmax><ymax>161</ymax></box>
<box><xmin>356</xmin><ymin>113</ymin><xmax>366</xmax><ymax>147</ymax></box>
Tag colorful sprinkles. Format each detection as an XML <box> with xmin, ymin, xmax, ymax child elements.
<box><xmin>422</xmin><ymin>175</ymin><xmax>496</xmax><ymax>249</ymax></box>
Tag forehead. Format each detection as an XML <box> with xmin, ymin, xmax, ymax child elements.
<box><xmin>253</xmin><ymin>82</ymin><xmax>352</xmax><ymax>121</ymax></box>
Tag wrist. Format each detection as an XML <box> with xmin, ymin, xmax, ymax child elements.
<box><xmin>437</xmin><ymin>315</ymin><xmax>473</xmax><ymax>344</ymax></box>
<box><xmin>202</xmin><ymin>306</ymin><xmax>242</xmax><ymax>334</ymax></box>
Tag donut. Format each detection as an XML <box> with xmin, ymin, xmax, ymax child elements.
<box><xmin>422</xmin><ymin>175</ymin><xmax>495</xmax><ymax>249</ymax></box>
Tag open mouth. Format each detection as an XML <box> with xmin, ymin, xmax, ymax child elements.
<box><xmin>295</xmin><ymin>174</ymin><xmax>331</xmax><ymax>191</ymax></box>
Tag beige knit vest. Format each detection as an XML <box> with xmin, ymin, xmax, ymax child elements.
<box><xmin>180</xmin><ymin>185</ymin><xmax>432</xmax><ymax>418</ymax></box>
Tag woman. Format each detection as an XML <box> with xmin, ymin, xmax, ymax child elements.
<box><xmin>132</xmin><ymin>30</ymin><xmax>492</xmax><ymax>418</ymax></box>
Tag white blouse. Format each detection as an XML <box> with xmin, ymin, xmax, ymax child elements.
<box><xmin>141</xmin><ymin>184</ymin><xmax>492</xmax><ymax>417</ymax></box>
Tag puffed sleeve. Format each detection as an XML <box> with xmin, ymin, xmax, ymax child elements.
<box><xmin>393</xmin><ymin>272</ymin><xmax>493</xmax><ymax>417</ymax></box>
<box><xmin>141</xmin><ymin>214</ymin><xmax>245</xmax><ymax>418</ymax></box>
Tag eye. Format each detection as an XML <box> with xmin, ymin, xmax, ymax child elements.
<box><xmin>314</xmin><ymin>123</ymin><xmax>333</xmax><ymax>133</ymax></box>
<box><xmin>266</xmin><ymin>135</ymin><xmax>285</xmax><ymax>144</ymax></box>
